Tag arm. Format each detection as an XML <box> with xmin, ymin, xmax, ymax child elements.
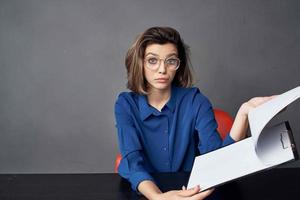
<box><xmin>193</xmin><ymin>90</ymin><xmax>268</xmax><ymax>152</ymax></box>
<box><xmin>137</xmin><ymin>180</ymin><xmax>162</xmax><ymax>199</ymax></box>
<box><xmin>229</xmin><ymin>96</ymin><xmax>276</xmax><ymax>141</ymax></box>
<box><xmin>194</xmin><ymin>93</ymin><xmax>229</xmax><ymax>154</ymax></box>
<box><xmin>115</xmin><ymin>96</ymin><xmax>154</xmax><ymax>191</ymax></box>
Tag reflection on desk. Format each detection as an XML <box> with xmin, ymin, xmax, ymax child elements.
<box><xmin>0</xmin><ymin>168</ymin><xmax>299</xmax><ymax>200</ymax></box>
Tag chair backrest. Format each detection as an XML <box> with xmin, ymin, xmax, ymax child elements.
<box><xmin>213</xmin><ymin>108</ymin><xmax>234</xmax><ymax>140</ymax></box>
<box><xmin>114</xmin><ymin>108</ymin><xmax>234</xmax><ymax>173</ymax></box>
<box><xmin>114</xmin><ymin>153</ymin><xmax>122</xmax><ymax>173</ymax></box>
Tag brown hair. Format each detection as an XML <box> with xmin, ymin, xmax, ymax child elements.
<box><xmin>125</xmin><ymin>26</ymin><xmax>194</xmax><ymax>94</ymax></box>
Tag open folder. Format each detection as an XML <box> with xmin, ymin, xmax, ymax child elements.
<box><xmin>187</xmin><ymin>86</ymin><xmax>300</xmax><ymax>191</ymax></box>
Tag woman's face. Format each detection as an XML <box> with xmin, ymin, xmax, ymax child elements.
<box><xmin>143</xmin><ymin>43</ymin><xmax>178</xmax><ymax>92</ymax></box>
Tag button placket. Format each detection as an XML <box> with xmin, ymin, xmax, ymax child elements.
<box><xmin>164</xmin><ymin>116</ymin><xmax>170</xmax><ymax>169</ymax></box>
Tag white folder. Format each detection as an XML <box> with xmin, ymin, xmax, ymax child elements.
<box><xmin>187</xmin><ymin>86</ymin><xmax>300</xmax><ymax>191</ymax></box>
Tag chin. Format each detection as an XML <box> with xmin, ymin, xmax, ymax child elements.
<box><xmin>152</xmin><ymin>83</ymin><xmax>171</xmax><ymax>90</ymax></box>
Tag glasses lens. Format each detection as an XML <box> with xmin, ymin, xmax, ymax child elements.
<box><xmin>165</xmin><ymin>58</ymin><xmax>180</xmax><ymax>70</ymax></box>
<box><xmin>145</xmin><ymin>57</ymin><xmax>159</xmax><ymax>70</ymax></box>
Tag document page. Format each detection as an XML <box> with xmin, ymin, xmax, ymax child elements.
<box><xmin>256</xmin><ymin>122</ymin><xmax>295</xmax><ymax>166</ymax></box>
<box><xmin>249</xmin><ymin>86</ymin><xmax>300</xmax><ymax>148</ymax></box>
<box><xmin>187</xmin><ymin>86</ymin><xmax>300</xmax><ymax>191</ymax></box>
<box><xmin>187</xmin><ymin>138</ymin><xmax>263</xmax><ymax>190</ymax></box>
<box><xmin>187</xmin><ymin>123</ymin><xmax>295</xmax><ymax>190</ymax></box>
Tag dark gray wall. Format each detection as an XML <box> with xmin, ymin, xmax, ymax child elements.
<box><xmin>0</xmin><ymin>0</ymin><xmax>299</xmax><ymax>173</ymax></box>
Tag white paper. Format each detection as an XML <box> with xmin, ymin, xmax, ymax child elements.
<box><xmin>187</xmin><ymin>86</ymin><xmax>300</xmax><ymax>190</ymax></box>
<box><xmin>248</xmin><ymin>86</ymin><xmax>300</xmax><ymax>149</ymax></box>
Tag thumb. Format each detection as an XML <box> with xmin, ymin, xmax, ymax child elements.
<box><xmin>178</xmin><ymin>185</ymin><xmax>200</xmax><ymax>197</ymax></box>
<box><xmin>190</xmin><ymin>188</ymin><xmax>215</xmax><ymax>200</ymax></box>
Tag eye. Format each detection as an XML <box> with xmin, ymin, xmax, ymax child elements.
<box><xmin>166</xmin><ymin>58</ymin><xmax>178</xmax><ymax>65</ymax></box>
<box><xmin>147</xmin><ymin>57</ymin><xmax>158</xmax><ymax>65</ymax></box>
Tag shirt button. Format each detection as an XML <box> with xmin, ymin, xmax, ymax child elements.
<box><xmin>165</xmin><ymin>162</ymin><xmax>169</xmax><ymax>165</ymax></box>
<box><xmin>163</xmin><ymin>147</ymin><xmax>167</xmax><ymax>151</ymax></box>
<box><xmin>164</xmin><ymin>130</ymin><xmax>168</xmax><ymax>133</ymax></box>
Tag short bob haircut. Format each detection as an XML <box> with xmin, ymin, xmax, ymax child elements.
<box><xmin>125</xmin><ymin>26</ymin><xmax>194</xmax><ymax>94</ymax></box>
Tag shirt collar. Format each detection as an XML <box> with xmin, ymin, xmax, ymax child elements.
<box><xmin>138</xmin><ymin>85</ymin><xmax>177</xmax><ymax>121</ymax></box>
<box><xmin>138</xmin><ymin>95</ymin><xmax>153</xmax><ymax>121</ymax></box>
<box><xmin>165</xmin><ymin>85</ymin><xmax>176</xmax><ymax>113</ymax></box>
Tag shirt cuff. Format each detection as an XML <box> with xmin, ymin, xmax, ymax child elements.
<box><xmin>129</xmin><ymin>171</ymin><xmax>155</xmax><ymax>192</ymax></box>
<box><xmin>222</xmin><ymin>133</ymin><xmax>236</xmax><ymax>147</ymax></box>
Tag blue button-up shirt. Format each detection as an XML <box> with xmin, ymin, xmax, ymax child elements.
<box><xmin>114</xmin><ymin>86</ymin><xmax>235</xmax><ymax>191</ymax></box>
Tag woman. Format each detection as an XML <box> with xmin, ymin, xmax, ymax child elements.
<box><xmin>114</xmin><ymin>26</ymin><xmax>274</xmax><ymax>200</ymax></box>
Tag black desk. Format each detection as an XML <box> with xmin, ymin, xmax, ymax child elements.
<box><xmin>0</xmin><ymin>168</ymin><xmax>299</xmax><ymax>200</ymax></box>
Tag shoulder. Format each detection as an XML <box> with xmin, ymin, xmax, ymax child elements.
<box><xmin>178</xmin><ymin>87</ymin><xmax>213</xmax><ymax>113</ymax></box>
<box><xmin>114</xmin><ymin>91</ymin><xmax>139</xmax><ymax>112</ymax></box>
<box><xmin>116</xmin><ymin>91</ymin><xmax>137</xmax><ymax>102</ymax></box>
<box><xmin>175</xmin><ymin>86</ymin><xmax>209</xmax><ymax>104</ymax></box>
<box><xmin>115</xmin><ymin>91</ymin><xmax>139</xmax><ymax>105</ymax></box>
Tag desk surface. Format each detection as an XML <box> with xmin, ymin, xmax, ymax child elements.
<box><xmin>0</xmin><ymin>168</ymin><xmax>299</xmax><ymax>200</ymax></box>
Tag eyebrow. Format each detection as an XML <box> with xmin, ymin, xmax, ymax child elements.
<box><xmin>145</xmin><ymin>52</ymin><xmax>178</xmax><ymax>57</ymax></box>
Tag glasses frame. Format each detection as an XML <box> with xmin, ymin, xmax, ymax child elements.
<box><xmin>144</xmin><ymin>56</ymin><xmax>181</xmax><ymax>71</ymax></box>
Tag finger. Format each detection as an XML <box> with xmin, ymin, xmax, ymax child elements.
<box><xmin>178</xmin><ymin>185</ymin><xmax>200</xmax><ymax>197</ymax></box>
<box><xmin>264</xmin><ymin>95</ymin><xmax>277</xmax><ymax>101</ymax></box>
<box><xmin>251</xmin><ymin>96</ymin><xmax>274</xmax><ymax>107</ymax></box>
<box><xmin>270</xmin><ymin>95</ymin><xmax>278</xmax><ymax>99</ymax></box>
<box><xmin>189</xmin><ymin>188</ymin><xmax>215</xmax><ymax>200</ymax></box>
<box><xmin>182</xmin><ymin>185</ymin><xmax>186</xmax><ymax>190</ymax></box>
<box><xmin>259</xmin><ymin>96</ymin><xmax>276</xmax><ymax>105</ymax></box>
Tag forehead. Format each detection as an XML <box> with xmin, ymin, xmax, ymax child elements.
<box><xmin>145</xmin><ymin>43</ymin><xmax>178</xmax><ymax>57</ymax></box>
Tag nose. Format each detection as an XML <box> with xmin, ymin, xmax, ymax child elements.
<box><xmin>158</xmin><ymin>61</ymin><xmax>167</xmax><ymax>74</ymax></box>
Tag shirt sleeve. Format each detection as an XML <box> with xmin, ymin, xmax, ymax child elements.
<box><xmin>222</xmin><ymin>132</ymin><xmax>236</xmax><ymax>146</ymax></box>
<box><xmin>193</xmin><ymin>91</ymin><xmax>235</xmax><ymax>154</ymax></box>
<box><xmin>114</xmin><ymin>95</ymin><xmax>154</xmax><ymax>191</ymax></box>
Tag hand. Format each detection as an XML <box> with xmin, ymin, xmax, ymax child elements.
<box><xmin>230</xmin><ymin>95</ymin><xmax>277</xmax><ymax>141</ymax></box>
<box><xmin>238</xmin><ymin>95</ymin><xmax>277</xmax><ymax>118</ymax></box>
<box><xmin>155</xmin><ymin>185</ymin><xmax>214</xmax><ymax>200</ymax></box>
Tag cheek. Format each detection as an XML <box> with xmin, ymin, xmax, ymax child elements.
<box><xmin>144</xmin><ymin>68</ymin><xmax>153</xmax><ymax>82</ymax></box>
<box><xmin>169</xmin><ymin>71</ymin><xmax>177</xmax><ymax>81</ymax></box>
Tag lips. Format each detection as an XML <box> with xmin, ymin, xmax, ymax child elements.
<box><xmin>155</xmin><ymin>78</ymin><xmax>169</xmax><ymax>81</ymax></box>
<box><xmin>155</xmin><ymin>78</ymin><xmax>169</xmax><ymax>83</ymax></box>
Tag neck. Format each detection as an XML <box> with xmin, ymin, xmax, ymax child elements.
<box><xmin>147</xmin><ymin>86</ymin><xmax>171</xmax><ymax>111</ymax></box>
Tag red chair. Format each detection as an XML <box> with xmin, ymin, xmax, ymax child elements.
<box><xmin>114</xmin><ymin>108</ymin><xmax>234</xmax><ymax>173</ymax></box>
<box><xmin>114</xmin><ymin>153</ymin><xmax>122</xmax><ymax>173</ymax></box>
<box><xmin>213</xmin><ymin>108</ymin><xmax>234</xmax><ymax>140</ymax></box>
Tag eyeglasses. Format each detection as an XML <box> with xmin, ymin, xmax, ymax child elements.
<box><xmin>144</xmin><ymin>56</ymin><xmax>180</xmax><ymax>71</ymax></box>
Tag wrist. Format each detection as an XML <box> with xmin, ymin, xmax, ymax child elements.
<box><xmin>138</xmin><ymin>180</ymin><xmax>162</xmax><ymax>200</ymax></box>
<box><xmin>237</xmin><ymin>102</ymin><xmax>250</xmax><ymax>119</ymax></box>
<box><xmin>151</xmin><ymin>193</ymin><xmax>163</xmax><ymax>200</ymax></box>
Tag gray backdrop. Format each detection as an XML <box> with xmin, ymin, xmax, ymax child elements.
<box><xmin>0</xmin><ymin>0</ymin><xmax>299</xmax><ymax>173</ymax></box>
